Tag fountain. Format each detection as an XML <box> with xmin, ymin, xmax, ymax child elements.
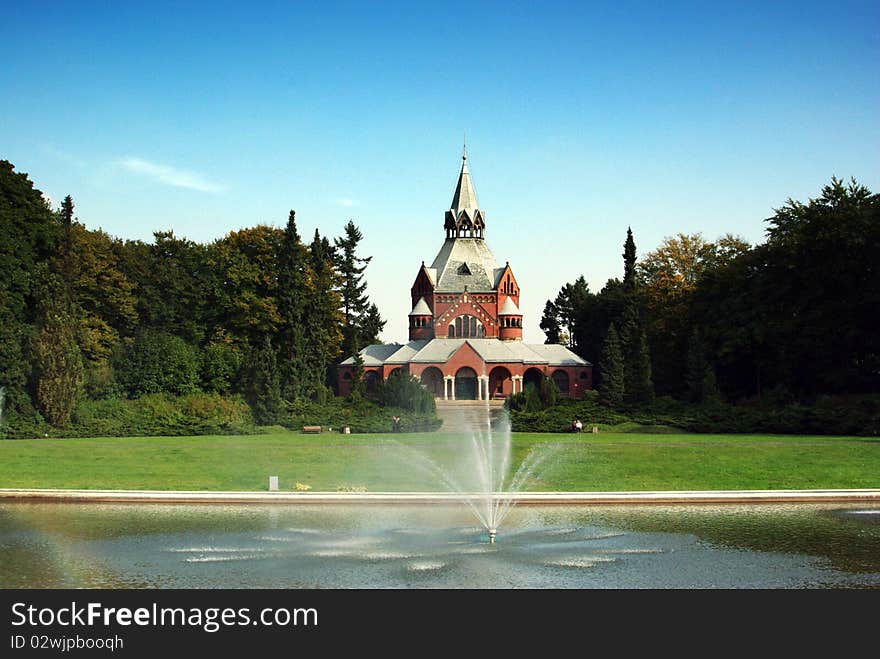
<box><xmin>398</xmin><ymin>401</ymin><xmax>557</xmax><ymax>543</ymax></box>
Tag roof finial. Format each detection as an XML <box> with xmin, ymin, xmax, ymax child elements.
<box><xmin>462</xmin><ymin>132</ymin><xmax>467</xmax><ymax>162</ymax></box>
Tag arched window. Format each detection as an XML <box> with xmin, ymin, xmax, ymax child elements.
<box><xmin>552</xmin><ymin>370</ymin><xmax>570</xmax><ymax>394</ymax></box>
<box><xmin>448</xmin><ymin>324</ymin><xmax>455</xmax><ymax>338</ymax></box>
<box><xmin>452</xmin><ymin>315</ymin><xmax>483</xmax><ymax>338</ymax></box>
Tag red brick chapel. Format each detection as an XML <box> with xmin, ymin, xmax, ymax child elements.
<box><xmin>337</xmin><ymin>150</ymin><xmax>592</xmax><ymax>401</ymax></box>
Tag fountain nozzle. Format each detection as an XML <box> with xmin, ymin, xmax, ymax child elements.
<box><xmin>488</xmin><ymin>528</ymin><xmax>497</xmax><ymax>544</ymax></box>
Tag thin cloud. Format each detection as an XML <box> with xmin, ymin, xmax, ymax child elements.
<box><xmin>118</xmin><ymin>157</ymin><xmax>223</xmax><ymax>193</ymax></box>
<box><xmin>336</xmin><ymin>198</ymin><xmax>357</xmax><ymax>208</ymax></box>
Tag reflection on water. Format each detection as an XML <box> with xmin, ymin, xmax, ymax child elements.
<box><xmin>1</xmin><ymin>503</ymin><xmax>878</xmax><ymax>588</ymax></box>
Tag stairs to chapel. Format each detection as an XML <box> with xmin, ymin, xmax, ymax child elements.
<box><xmin>434</xmin><ymin>399</ymin><xmax>507</xmax><ymax>433</ymax></box>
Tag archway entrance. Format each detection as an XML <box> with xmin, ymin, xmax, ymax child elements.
<box><xmin>455</xmin><ymin>367</ymin><xmax>478</xmax><ymax>400</ymax></box>
<box><xmin>420</xmin><ymin>367</ymin><xmax>444</xmax><ymax>398</ymax></box>
<box><xmin>551</xmin><ymin>370</ymin><xmax>570</xmax><ymax>395</ymax></box>
<box><xmin>364</xmin><ymin>370</ymin><xmax>381</xmax><ymax>396</ymax></box>
<box><xmin>489</xmin><ymin>366</ymin><xmax>512</xmax><ymax>399</ymax></box>
<box><xmin>523</xmin><ymin>367</ymin><xmax>543</xmax><ymax>391</ymax></box>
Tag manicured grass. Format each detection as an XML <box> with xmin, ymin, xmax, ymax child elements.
<box><xmin>0</xmin><ymin>432</ymin><xmax>877</xmax><ymax>492</ymax></box>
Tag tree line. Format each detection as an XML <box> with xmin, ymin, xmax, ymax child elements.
<box><xmin>0</xmin><ymin>160</ymin><xmax>384</xmax><ymax>430</ymax></box>
<box><xmin>541</xmin><ymin>177</ymin><xmax>879</xmax><ymax>405</ymax></box>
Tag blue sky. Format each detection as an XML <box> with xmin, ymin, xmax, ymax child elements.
<box><xmin>2</xmin><ymin>1</ymin><xmax>878</xmax><ymax>343</ymax></box>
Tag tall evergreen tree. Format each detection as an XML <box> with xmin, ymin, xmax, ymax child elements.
<box><xmin>539</xmin><ymin>300</ymin><xmax>561</xmax><ymax>344</ymax></box>
<box><xmin>619</xmin><ymin>300</ymin><xmax>654</xmax><ymax>405</ymax></box>
<box><xmin>60</xmin><ymin>195</ymin><xmax>75</xmax><ymax>285</ymax></box>
<box><xmin>617</xmin><ymin>227</ymin><xmax>654</xmax><ymax>405</ymax></box>
<box><xmin>598</xmin><ymin>324</ymin><xmax>625</xmax><ymax>407</ymax></box>
<box><xmin>243</xmin><ymin>335</ymin><xmax>281</xmax><ymax>425</ymax></box>
<box><xmin>359</xmin><ymin>302</ymin><xmax>385</xmax><ymax>348</ymax></box>
<box><xmin>303</xmin><ymin>229</ymin><xmax>342</xmax><ymax>396</ymax></box>
<box><xmin>631</xmin><ymin>329</ymin><xmax>655</xmax><ymax>404</ymax></box>
<box><xmin>276</xmin><ymin>210</ymin><xmax>309</xmax><ymax>399</ymax></box>
<box><xmin>623</xmin><ymin>226</ymin><xmax>637</xmax><ymax>291</ymax></box>
<box><xmin>684</xmin><ymin>328</ymin><xmax>718</xmax><ymax>403</ymax></box>
<box><xmin>334</xmin><ymin>220</ymin><xmax>384</xmax><ymax>356</ymax></box>
<box><xmin>349</xmin><ymin>341</ymin><xmax>366</xmax><ymax>402</ymax></box>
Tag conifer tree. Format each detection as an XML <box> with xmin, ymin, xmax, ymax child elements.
<box><xmin>619</xmin><ymin>298</ymin><xmax>653</xmax><ymax>405</ymax></box>
<box><xmin>349</xmin><ymin>343</ymin><xmax>366</xmax><ymax>402</ymax></box>
<box><xmin>334</xmin><ymin>220</ymin><xmax>384</xmax><ymax>356</ymax></box>
<box><xmin>540</xmin><ymin>300</ymin><xmax>562</xmax><ymax>344</ymax></box>
<box><xmin>303</xmin><ymin>229</ymin><xmax>342</xmax><ymax>396</ymax></box>
<box><xmin>359</xmin><ymin>302</ymin><xmax>385</xmax><ymax>348</ymax></box>
<box><xmin>243</xmin><ymin>335</ymin><xmax>281</xmax><ymax>425</ymax></box>
<box><xmin>277</xmin><ymin>210</ymin><xmax>309</xmax><ymax>399</ymax></box>
<box><xmin>617</xmin><ymin>227</ymin><xmax>654</xmax><ymax>405</ymax></box>
<box><xmin>631</xmin><ymin>329</ymin><xmax>655</xmax><ymax>404</ymax></box>
<box><xmin>623</xmin><ymin>226</ymin><xmax>637</xmax><ymax>291</ymax></box>
<box><xmin>685</xmin><ymin>328</ymin><xmax>718</xmax><ymax>404</ymax></box>
<box><xmin>598</xmin><ymin>324</ymin><xmax>625</xmax><ymax>407</ymax></box>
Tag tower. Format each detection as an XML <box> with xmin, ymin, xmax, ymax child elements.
<box><xmin>339</xmin><ymin>147</ymin><xmax>593</xmax><ymax>401</ymax></box>
<box><xmin>409</xmin><ymin>149</ymin><xmax>522</xmax><ymax>342</ymax></box>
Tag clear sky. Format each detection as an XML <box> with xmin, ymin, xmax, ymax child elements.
<box><xmin>2</xmin><ymin>1</ymin><xmax>878</xmax><ymax>344</ymax></box>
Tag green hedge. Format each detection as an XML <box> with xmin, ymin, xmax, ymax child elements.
<box><xmin>61</xmin><ymin>393</ymin><xmax>255</xmax><ymax>437</ymax></box>
<box><xmin>507</xmin><ymin>392</ymin><xmax>880</xmax><ymax>436</ymax></box>
<box><xmin>2</xmin><ymin>393</ymin><xmax>442</xmax><ymax>438</ymax></box>
<box><xmin>281</xmin><ymin>397</ymin><xmax>441</xmax><ymax>433</ymax></box>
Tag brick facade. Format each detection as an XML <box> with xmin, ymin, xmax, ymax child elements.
<box><xmin>337</xmin><ymin>151</ymin><xmax>592</xmax><ymax>400</ymax></box>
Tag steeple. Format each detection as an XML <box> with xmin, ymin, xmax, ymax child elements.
<box><xmin>445</xmin><ymin>147</ymin><xmax>485</xmax><ymax>239</ymax></box>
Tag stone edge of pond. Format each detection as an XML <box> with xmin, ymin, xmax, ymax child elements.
<box><xmin>1</xmin><ymin>489</ymin><xmax>879</xmax><ymax>505</ymax></box>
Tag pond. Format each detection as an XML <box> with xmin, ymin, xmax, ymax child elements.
<box><xmin>1</xmin><ymin>502</ymin><xmax>878</xmax><ymax>588</ymax></box>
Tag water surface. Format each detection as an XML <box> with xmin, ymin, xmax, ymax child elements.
<box><xmin>1</xmin><ymin>503</ymin><xmax>878</xmax><ymax>588</ymax></box>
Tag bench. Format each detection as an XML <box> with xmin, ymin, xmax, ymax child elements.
<box><xmin>302</xmin><ymin>426</ymin><xmax>322</xmax><ymax>434</ymax></box>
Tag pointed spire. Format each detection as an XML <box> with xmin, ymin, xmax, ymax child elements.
<box><xmin>444</xmin><ymin>145</ymin><xmax>486</xmax><ymax>239</ymax></box>
<box><xmin>450</xmin><ymin>149</ymin><xmax>479</xmax><ymax>216</ymax></box>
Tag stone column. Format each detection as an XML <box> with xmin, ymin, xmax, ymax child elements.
<box><xmin>443</xmin><ymin>376</ymin><xmax>450</xmax><ymax>400</ymax></box>
<box><xmin>511</xmin><ymin>375</ymin><xmax>522</xmax><ymax>394</ymax></box>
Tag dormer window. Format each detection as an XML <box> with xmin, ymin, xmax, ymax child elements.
<box><xmin>457</xmin><ymin>263</ymin><xmax>472</xmax><ymax>275</ymax></box>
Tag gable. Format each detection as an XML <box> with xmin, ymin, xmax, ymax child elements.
<box><xmin>411</xmin><ymin>265</ymin><xmax>435</xmax><ymax>299</ymax></box>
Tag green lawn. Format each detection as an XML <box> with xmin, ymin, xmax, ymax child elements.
<box><xmin>0</xmin><ymin>432</ymin><xmax>877</xmax><ymax>492</ymax></box>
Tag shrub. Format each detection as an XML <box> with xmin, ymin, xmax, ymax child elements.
<box><xmin>279</xmin><ymin>396</ymin><xmax>441</xmax><ymax>433</ymax></box>
<box><xmin>378</xmin><ymin>372</ymin><xmax>435</xmax><ymax>414</ymax></box>
<box><xmin>50</xmin><ymin>393</ymin><xmax>255</xmax><ymax>438</ymax></box>
<box><xmin>201</xmin><ymin>341</ymin><xmax>241</xmax><ymax>393</ymax></box>
<box><xmin>116</xmin><ymin>331</ymin><xmax>201</xmax><ymax>397</ymax></box>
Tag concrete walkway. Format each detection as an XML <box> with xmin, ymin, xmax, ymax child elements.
<box><xmin>1</xmin><ymin>488</ymin><xmax>879</xmax><ymax>505</ymax></box>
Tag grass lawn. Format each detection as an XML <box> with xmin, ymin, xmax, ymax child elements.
<box><xmin>0</xmin><ymin>431</ymin><xmax>877</xmax><ymax>492</ymax></box>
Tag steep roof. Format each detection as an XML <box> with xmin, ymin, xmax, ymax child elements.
<box><xmin>409</xmin><ymin>297</ymin><xmax>432</xmax><ymax>316</ymax></box>
<box><xmin>430</xmin><ymin>237</ymin><xmax>500</xmax><ymax>291</ymax></box>
<box><xmin>498</xmin><ymin>296</ymin><xmax>521</xmax><ymax>315</ymax></box>
<box><xmin>450</xmin><ymin>152</ymin><xmax>479</xmax><ymax>217</ymax></box>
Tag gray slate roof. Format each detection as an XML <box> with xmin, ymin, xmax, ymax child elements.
<box><xmin>409</xmin><ymin>297</ymin><xmax>432</xmax><ymax>316</ymax></box>
<box><xmin>430</xmin><ymin>237</ymin><xmax>501</xmax><ymax>292</ymax></box>
<box><xmin>498</xmin><ymin>296</ymin><xmax>520</xmax><ymax>315</ymax></box>
<box><xmin>341</xmin><ymin>338</ymin><xmax>590</xmax><ymax>367</ymax></box>
<box><xmin>450</xmin><ymin>154</ymin><xmax>479</xmax><ymax>217</ymax></box>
